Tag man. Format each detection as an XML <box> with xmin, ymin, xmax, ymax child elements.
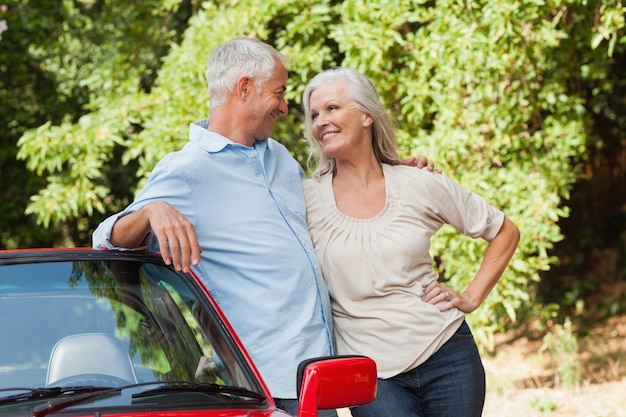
<box><xmin>93</xmin><ymin>37</ymin><xmax>433</xmax><ymax>415</ymax></box>
<box><xmin>93</xmin><ymin>37</ymin><xmax>334</xmax><ymax>415</ymax></box>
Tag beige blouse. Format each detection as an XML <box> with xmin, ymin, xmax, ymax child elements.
<box><xmin>302</xmin><ymin>164</ymin><xmax>505</xmax><ymax>378</ymax></box>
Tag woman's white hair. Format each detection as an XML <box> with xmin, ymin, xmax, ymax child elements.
<box><xmin>206</xmin><ymin>37</ymin><xmax>288</xmax><ymax>110</ymax></box>
<box><xmin>302</xmin><ymin>67</ymin><xmax>399</xmax><ymax>176</ymax></box>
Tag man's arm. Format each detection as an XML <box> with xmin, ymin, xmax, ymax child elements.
<box><xmin>109</xmin><ymin>201</ymin><xmax>202</xmax><ymax>273</ymax></box>
<box><xmin>108</xmin><ymin>209</ymin><xmax>152</xmax><ymax>249</ymax></box>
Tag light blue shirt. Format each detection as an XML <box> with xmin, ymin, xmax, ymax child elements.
<box><xmin>93</xmin><ymin>119</ymin><xmax>334</xmax><ymax>398</ymax></box>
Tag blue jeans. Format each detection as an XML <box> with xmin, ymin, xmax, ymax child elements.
<box><xmin>274</xmin><ymin>398</ymin><xmax>338</xmax><ymax>417</ymax></box>
<box><xmin>351</xmin><ymin>321</ymin><xmax>485</xmax><ymax>417</ymax></box>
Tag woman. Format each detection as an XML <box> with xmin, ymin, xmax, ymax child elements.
<box><xmin>301</xmin><ymin>67</ymin><xmax>520</xmax><ymax>417</ymax></box>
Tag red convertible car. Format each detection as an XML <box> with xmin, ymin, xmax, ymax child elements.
<box><xmin>0</xmin><ymin>249</ymin><xmax>376</xmax><ymax>417</ymax></box>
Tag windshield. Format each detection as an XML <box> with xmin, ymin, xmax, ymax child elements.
<box><xmin>0</xmin><ymin>254</ymin><xmax>264</xmax><ymax>413</ymax></box>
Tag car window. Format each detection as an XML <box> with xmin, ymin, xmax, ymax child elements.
<box><xmin>0</xmin><ymin>258</ymin><xmax>257</xmax><ymax>394</ymax></box>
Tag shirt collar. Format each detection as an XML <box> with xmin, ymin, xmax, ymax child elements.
<box><xmin>189</xmin><ymin>119</ymin><xmax>268</xmax><ymax>153</ymax></box>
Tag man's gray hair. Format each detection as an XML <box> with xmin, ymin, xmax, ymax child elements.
<box><xmin>206</xmin><ymin>37</ymin><xmax>288</xmax><ymax>110</ymax></box>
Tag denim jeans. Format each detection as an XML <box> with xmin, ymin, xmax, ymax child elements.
<box><xmin>351</xmin><ymin>320</ymin><xmax>485</xmax><ymax>417</ymax></box>
<box><xmin>274</xmin><ymin>398</ymin><xmax>338</xmax><ymax>417</ymax></box>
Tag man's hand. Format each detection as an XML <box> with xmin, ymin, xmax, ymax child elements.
<box><xmin>399</xmin><ymin>156</ymin><xmax>442</xmax><ymax>173</ymax></box>
<box><xmin>111</xmin><ymin>201</ymin><xmax>202</xmax><ymax>272</ymax></box>
<box><xmin>145</xmin><ymin>202</ymin><xmax>202</xmax><ymax>272</ymax></box>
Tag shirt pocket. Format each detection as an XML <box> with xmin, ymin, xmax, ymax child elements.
<box><xmin>272</xmin><ymin>172</ymin><xmax>307</xmax><ymax>218</ymax></box>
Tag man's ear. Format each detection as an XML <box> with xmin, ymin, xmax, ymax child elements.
<box><xmin>236</xmin><ymin>76</ymin><xmax>252</xmax><ymax>99</ymax></box>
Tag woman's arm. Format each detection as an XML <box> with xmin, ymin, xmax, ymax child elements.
<box><xmin>423</xmin><ymin>216</ymin><xmax>520</xmax><ymax>312</ymax></box>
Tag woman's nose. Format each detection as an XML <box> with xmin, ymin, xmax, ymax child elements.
<box><xmin>315</xmin><ymin>112</ymin><xmax>328</xmax><ymax>127</ymax></box>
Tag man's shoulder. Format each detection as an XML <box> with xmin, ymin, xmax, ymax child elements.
<box><xmin>265</xmin><ymin>137</ymin><xmax>291</xmax><ymax>154</ymax></box>
<box><xmin>264</xmin><ymin>138</ymin><xmax>304</xmax><ymax>174</ymax></box>
<box><xmin>158</xmin><ymin>142</ymin><xmax>199</xmax><ymax>162</ymax></box>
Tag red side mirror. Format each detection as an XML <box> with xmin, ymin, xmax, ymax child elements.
<box><xmin>296</xmin><ymin>355</ymin><xmax>377</xmax><ymax>417</ymax></box>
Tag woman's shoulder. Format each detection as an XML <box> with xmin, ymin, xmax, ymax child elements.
<box><xmin>303</xmin><ymin>172</ymin><xmax>331</xmax><ymax>196</ymax></box>
<box><xmin>383</xmin><ymin>163</ymin><xmax>461</xmax><ymax>204</ymax></box>
<box><xmin>383</xmin><ymin>163</ymin><xmax>444</xmax><ymax>184</ymax></box>
<box><xmin>303</xmin><ymin>173</ymin><xmax>324</xmax><ymax>186</ymax></box>
<box><xmin>302</xmin><ymin>173</ymin><xmax>336</xmax><ymax>221</ymax></box>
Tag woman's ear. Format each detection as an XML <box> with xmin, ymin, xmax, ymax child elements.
<box><xmin>363</xmin><ymin>114</ymin><xmax>374</xmax><ymax>128</ymax></box>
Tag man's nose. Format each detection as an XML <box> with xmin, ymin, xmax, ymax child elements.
<box><xmin>278</xmin><ymin>98</ymin><xmax>288</xmax><ymax>115</ymax></box>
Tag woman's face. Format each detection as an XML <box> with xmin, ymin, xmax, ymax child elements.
<box><xmin>308</xmin><ymin>80</ymin><xmax>372</xmax><ymax>159</ymax></box>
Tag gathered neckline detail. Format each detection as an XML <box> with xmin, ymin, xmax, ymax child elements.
<box><xmin>320</xmin><ymin>164</ymin><xmax>396</xmax><ymax>223</ymax></box>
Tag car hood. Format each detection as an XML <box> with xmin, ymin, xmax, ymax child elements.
<box><xmin>47</xmin><ymin>408</ymin><xmax>292</xmax><ymax>417</ymax></box>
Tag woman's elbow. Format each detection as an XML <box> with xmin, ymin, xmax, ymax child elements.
<box><xmin>501</xmin><ymin>216</ymin><xmax>520</xmax><ymax>247</ymax></box>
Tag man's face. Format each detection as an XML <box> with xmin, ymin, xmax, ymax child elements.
<box><xmin>248</xmin><ymin>61</ymin><xmax>288</xmax><ymax>141</ymax></box>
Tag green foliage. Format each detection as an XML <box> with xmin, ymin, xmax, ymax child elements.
<box><xmin>527</xmin><ymin>392</ymin><xmax>557</xmax><ymax>413</ymax></box>
<box><xmin>541</xmin><ymin>318</ymin><xmax>583</xmax><ymax>391</ymax></box>
<box><xmin>5</xmin><ymin>0</ymin><xmax>195</xmax><ymax>244</ymax></box>
<box><xmin>0</xmin><ymin>0</ymin><xmax>77</xmax><ymax>248</ymax></box>
<box><xmin>8</xmin><ymin>0</ymin><xmax>626</xmax><ymax>346</ymax></box>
